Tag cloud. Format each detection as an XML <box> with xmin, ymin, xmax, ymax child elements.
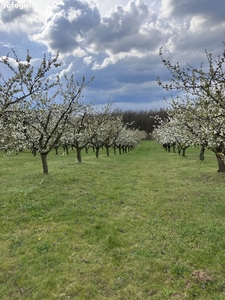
<box><xmin>31</xmin><ymin>0</ymin><xmax>162</xmax><ymax>61</ymax></box>
<box><xmin>158</xmin><ymin>0</ymin><xmax>225</xmax><ymax>59</ymax></box>
<box><xmin>83</xmin><ymin>56</ymin><xmax>93</xmax><ymax>65</ymax></box>
<box><xmin>95</xmin><ymin>0</ymin><xmax>149</xmax><ymax>43</ymax></box>
<box><xmin>31</xmin><ymin>0</ymin><xmax>101</xmax><ymax>54</ymax></box>
<box><xmin>160</xmin><ymin>0</ymin><xmax>225</xmax><ymax>20</ymax></box>
<box><xmin>88</xmin><ymin>1</ymin><xmax>162</xmax><ymax>56</ymax></box>
<box><xmin>109</xmin><ymin>99</ymin><xmax>168</xmax><ymax>111</ymax></box>
<box><xmin>159</xmin><ymin>0</ymin><xmax>225</xmax><ymax>39</ymax></box>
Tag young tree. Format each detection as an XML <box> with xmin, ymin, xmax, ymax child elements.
<box><xmin>22</xmin><ymin>75</ymin><xmax>93</xmax><ymax>174</ymax></box>
<box><xmin>64</xmin><ymin>105</ymin><xmax>97</xmax><ymax>163</ymax></box>
<box><xmin>89</xmin><ymin>103</ymin><xmax>121</xmax><ymax>158</ymax></box>
<box><xmin>0</xmin><ymin>49</ymin><xmax>61</xmax><ymax>157</ymax></box>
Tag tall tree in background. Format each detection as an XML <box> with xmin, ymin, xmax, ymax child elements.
<box><xmin>121</xmin><ymin>109</ymin><xmax>167</xmax><ymax>136</ymax></box>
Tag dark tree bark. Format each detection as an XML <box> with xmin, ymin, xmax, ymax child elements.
<box><xmin>74</xmin><ymin>141</ymin><xmax>82</xmax><ymax>163</ymax></box>
<box><xmin>40</xmin><ymin>152</ymin><xmax>49</xmax><ymax>174</ymax></box>
<box><xmin>76</xmin><ymin>148</ymin><xmax>82</xmax><ymax>163</ymax></box>
<box><xmin>178</xmin><ymin>146</ymin><xmax>181</xmax><ymax>155</ymax></box>
<box><xmin>32</xmin><ymin>146</ymin><xmax>37</xmax><ymax>157</ymax></box>
<box><xmin>216</xmin><ymin>153</ymin><xmax>225</xmax><ymax>172</ymax></box>
<box><xmin>122</xmin><ymin>146</ymin><xmax>128</xmax><ymax>153</ymax></box>
<box><xmin>95</xmin><ymin>147</ymin><xmax>100</xmax><ymax>158</ymax></box>
<box><xmin>55</xmin><ymin>146</ymin><xmax>59</xmax><ymax>155</ymax></box>
<box><xmin>106</xmin><ymin>146</ymin><xmax>110</xmax><ymax>156</ymax></box>
<box><xmin>172</xmin><ymin>144</ymin><xmax>176</xmax><ymax>153</ymax></box>
<box><xmin>199</xmin><ymin>146</ymin><xmax>205</xmax><ymax>161</ymax></box>
<box><xmin>181</xmin><ymin>146</ymin><xmax>189</xmax><ymax>156</ymax></box>
<box><xmin>211</xmin><ymin>144</ymin><xmax>225</xmax><ymax>172</ymax></box>
<box><xmin>63</xmin><ymin>145</ymin><xmax>69</xmax><ymax>155</ymax></box>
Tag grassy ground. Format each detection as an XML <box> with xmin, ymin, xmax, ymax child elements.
<box><xmin>1</xmin><ymin>141</ymin><xmax>225</xmax><ymax>300</ymax></box>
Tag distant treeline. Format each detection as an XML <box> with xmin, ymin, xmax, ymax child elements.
<box><xmin>120</xmin><ymin>109</ymin><xmax>168</xmax><ymax>139</ymax></box>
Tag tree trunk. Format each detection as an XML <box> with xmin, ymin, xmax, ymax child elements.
<box><xmin>119</xmin><ymin>147</ymin><xmax>122</xmax><ymax>154</ymax></box>
<box><xmin>199</xmin><ymin>146</ymin><xmax>205</xmax><ymax>161</ymax></box>
<box><xmin>216</xmin><ymin>153</ymin><xmax>225</xmax><ymax>172</ymax></box>
<box><xmin>32</xmin><ymin>146</ymin><xmax>37</xmax><ymax>156</ymax></box>
<box><xmin>172</xmin><ymin>144</ymin><xmax>176</xmax><ymax>153</ymax></box>
<box><xmin>76</xmin><ymin>148</ymin><xmax>82</xmax><ymax>163</ymax></box>
<box><xmin>96</xmin><ymin>147</ymin><xmax>99</xmax><ymax>158</ymax></box>
<box><xmin>41</xmin><ymin>152</ymin><xmax>49</xmax><ymax>174</ymax></box>
<box><xmin>106</xmin><ymin>146</ymin><xmax>110</xmax><ymax>156</ymax></box>
<box><xmin>55</xmin><ymin>146</ymin><xmax>59</xmax><ymax>156</ymax></box>
<box><xmin>65</xmin><ymin>145</ymin><xmax>69</xmax><ymax>155</ymax></box>
<box><xmin>63</xmin><ymin>145</ymin><xmax>69</xmax><ymax>155</ymax></box>
<box><xmin>182</xmin><ymin>146</ymin><xmax>189</xmax><ymax>157</ymax></box>
<box><xmin>114</xmin><ymin>147</ymin><xmax>116</xmax><ymax>155</ymax></box>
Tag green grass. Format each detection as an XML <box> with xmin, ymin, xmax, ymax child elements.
<box><xmin>1</xmin><ymin>142</ymin><xmax>225</xmax><ymax>299</ymax></box>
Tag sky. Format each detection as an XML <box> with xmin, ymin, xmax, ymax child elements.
<box><xmin>0</xmin><ymin>0</ymin><xmax>225</xmax><ymax>111</ymax></box>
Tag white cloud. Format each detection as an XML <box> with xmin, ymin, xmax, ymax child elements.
<box><xmin>67</xmin><ymin>8</ymin><xmax>82</xmax><ymax>22</ymax></box>
<box><xmin>31</xmin><ymin>0</ymin><xmax>101</xmax><ymax>54</ymax></box>
<box><xmin>83</xmin><ymin>56</ymin><xmax>93</xmax><ymax>65</ymax></box>
<box><xmin>189</xmin><ymin>15</ymin><xmax>206</xmax><ymax>33</ymax></box>
<box><xmin>58</xmin><ymin>61</ymin><xmax>74</xmax><ymax>78</ymax></box>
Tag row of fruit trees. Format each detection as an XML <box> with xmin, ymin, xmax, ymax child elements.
<box><xmin>0</xmin><ymin>50</ymin><xmax>146</xmax><ymax>174</ymax></box>
<box><xmin>152</xmin><ymin>42</ymin><xmax>225</xmax><ymax>172</ymax></box>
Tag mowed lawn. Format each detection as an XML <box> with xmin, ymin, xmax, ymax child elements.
<box><xmin>1</xmin><ymin>141</ymin><xmax>225</xmax><ymax>300</ymax></box>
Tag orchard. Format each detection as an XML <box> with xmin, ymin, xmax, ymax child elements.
<box><xmin>0</xmin><ymin>50</ymin><xmax>146</xmax><ymax>174</ymax></box>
